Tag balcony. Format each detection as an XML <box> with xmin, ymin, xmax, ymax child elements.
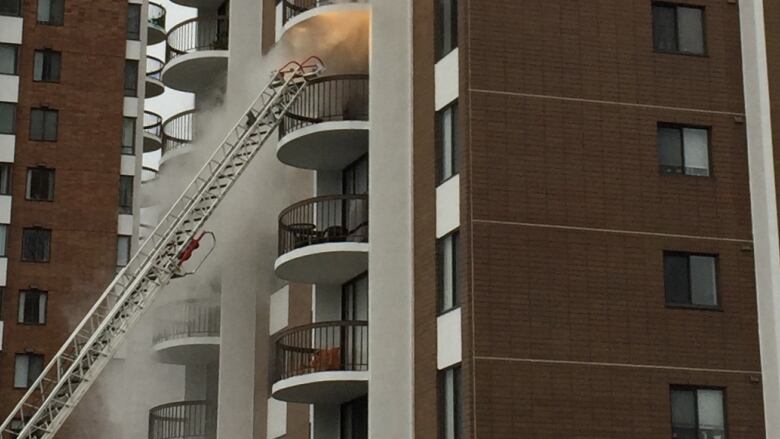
<box><xmin>277</xmin><ymin>74</ymin><xmax>369</xmax><ymax>171</ymax></box>
<box><xmin>147</xmin><ymin>2</ymin><xmax>167</xmax><ymax>45</ymax></box>
<box><xmin>152</xmin><ymin>298</ymin><xmax>220</xmax><ymax>365</ymax></box>
<box><xmin>148</xmin><ymin>401</ymin><xmax>217</xmax><ymax>439</ymax></box>
<box><xmin>146</xmin><ymin>55</ymin><xmax>165</xmax><ymax>98</ymax></box>
<box><xmin>161</xmin><ymin>110</ymin><xmax>194</xmax><ymax>165</ymax></box>
<box><xmin>144</xmin><ymin>111</ymin><xmax>163</xmax><ymax>153</ymax></box>
<box><xmin>275</xmin><ymin>194</ymin><xmax>368</xmax><ymax>284</ymax></box>
<box><xmin>168</xmin><ymin>0</ymin><xmax>224</xmax><ymax>11</ymax></box>
<box><xmin>278</xmin><ymin>0</ymin><xmax>369</xmax><ymax>39</ymax></box>
<box><xmin>162</xmin><ymin>16</ymin><xmax>229</xmax><ymax>93</ymax></box>
<box><xmin>272</xmin><ymin>321</ymin><xmax>368</xmax><ymax>404</ymax></box>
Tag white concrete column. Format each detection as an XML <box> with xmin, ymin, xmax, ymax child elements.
<box><xmin>368</xmin><ymin>0</ymin><xmax>415</xmax><ymax>438</ymax></box>
<box><xmin>739</xmin><ymin>1</ymin><xmax>780</xmax><ymax>437</ymax></box>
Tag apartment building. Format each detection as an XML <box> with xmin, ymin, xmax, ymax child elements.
<box><xmin>3</xmin><ymin>0</ymin><xmax>780</xmax><ymax>438</ymax></box>
<box><xmin>0</xmin><ymin>0</ymin><xmax>150</xmax><ymax>433</ymax></box>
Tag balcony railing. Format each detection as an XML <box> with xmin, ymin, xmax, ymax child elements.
<box><xmin>148</xmin><ymin>401</ymin><xmax>216</xmax><ymax>439</ymax></box>
<box><xmin>144</xmin><ymin>111</ymin><xmax>163</xmax><ymax>139</ymax></box>
<box><xmin>147</xmin><ymin>56</ymin><xmax>164</xmax><ymax>81</ymax></box>
<box><xmin>166</xmin><ymin>16</ymin><xmax>229</xmax><ymax>62</ymax></box>
<box><xmin>279</xmin><ymin>74</ymin><xmax>369</xmax><ymax>138</ymax></box>
<box><xmin>153</xmin><ymin>299</ymin><xmax>220</xmax><ymax>345</ymax></box>
<box><xmin>148</xmin><ymin>2</ymin><xmax>166</xmax><ymax>29</ymax></box>
<box><xmin>142</xmin><ymin>166</ymin><xmax>159</xmax><ymax>183</ymax></box>
<box><xmin>281</xmin><ymin>0</ymin><xmax>362</xmax><ymax>24</ymax></box>
<box><xmin>273</xmin><ymin>320</ymin><xmax>368</xmax><ymax>382</ymax></box>
<box><xmin>162</xmin><ymin>109</ymin><xmax>194</xmax><ymax>159</ymax></box>
<box><xmin>278</xmin><ymin>194</ymin><xmax>368</xmax><ymax>257</ymax></box>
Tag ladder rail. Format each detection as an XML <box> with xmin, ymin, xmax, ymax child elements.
<box><xmin>0</xmin><ymin>60</ymin><xmax>322</xmax><ymax>439</ymax></box>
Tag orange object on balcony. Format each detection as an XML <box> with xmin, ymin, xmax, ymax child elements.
<box><xmin>310</xmin><ymin>347</ymin><xmax>341</xmax><ymax>372</ymax></box>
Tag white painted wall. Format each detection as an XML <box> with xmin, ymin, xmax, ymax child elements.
<box><xmin>0</xmin><ymin>16</ymin><xmax>22</xmax><ymax>44</ymax></box>
<box><xmin>0</xmin><ymin>135</ymin><xmax>14</xmax><ymax>162</ymax></box>
<box><xmin>313</xmin><ymin>404</ymin><xmax>340</xmax><ymax>439</ymax></box>
<box><xmin>266</xmin><ymin>398</ymin><xmax>287</xmax><ymax>439</ymax></box>
<box><xmin>269</xmin><ymin>285</ymin><xmax>290</xmax><ymax>335</ymax></box>
<box><xmin>368</xmin><ymin>0</ymin><xmax>415</xmax><ymax>437</ymax></box>
<box><xmin>436</xmin><ymin>174</ymin><xmax>460</xmax><ymax>238</ymax></box>
<box><xmin>437</xmin><ymin>308</ymin><xmax>462</xmax><ymax>370</ymax></box>
<box><xmin>0</xmin><ymin>76</ymin><xmax>19</xmax><ymax>102</ymax></box>
<box><xmin>738</xmin><ymin>2</ymin><xmax>780</xmax><ymax>437</ymax></box>
<box><xmin>435</xmin><ymin>49</ymin><xmax>459</xmax><ymax>111</ymax></box>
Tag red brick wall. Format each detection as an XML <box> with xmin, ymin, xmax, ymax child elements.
<box><xmin>0</xmin><ymin>0</ymin><xmax>128</xmax><ymax>422</ymax></box>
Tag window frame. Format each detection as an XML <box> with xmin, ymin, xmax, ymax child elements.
<box><xmin>0</xmin><ymin>162</ymin><xmax>11</xmax><ymax>196</ymax></box>
<box><xmin>127</xmin><ymin>3</ymin><xmax>142</xmax><ymax>41</ymax></box>
<box><xmin>669</xmin><ymin>385</ymin><xmax>728</xmax><ymax>439</ymax></box>
<box><xmin>122</xmin><ymin>117</ymin><xmax>136</xmax><ymax>155</ymax></box>
<box><xmin>116</xmin><ymin>235</ymin><xmax>131</xmax><ymax>268</ymax></box>
<box><xmin>37</xmin><ymin>0</ymin><xmax>64</xmax><ymax>25</ymax></box>
<box><xmin>435</xmin><ymin>0</ymin><xmax>458</xmax><ymax>61</ymax></box>
<box><xmin>664</xmin><ymin>251</ymin><xmax>720</xmax><ymax>310</ymax></box>
<box><xmin>21</xmin><ymin>227</ymin><xmax>51</xmax><ymax>263</ymax></box>
<box><xmin>436</xmin><ymin>100</ymin><xmax>460</xmax><ymax>184</ymax></box>
<box><xmin>25</xmin><ymin>166</ymin><xmax>55</xmax><ymax>201</ymax></box>
<box><xmin>0</xmin><ymin>0</ymin><xmax>21</xmax><ymax>17</ymax></box>
<box><xmin>29</xmin><ymin>107</ymin><xmax>59</xmax><ymax>142</ymax></box>
<box><xmin>33</xmin><ymin>49</ymin><xmax>61</xmax><ymax>83</ymax></box>
<box><xmin>0</xmin><ymin>102</ymin><xmax>17</xmax><ymax>135</ymax></box>
<box><xmin>14</xmin><ymin>353</ymin><xmax>45</xmax><ymax>389</ymax></box>
<box><xmin>0</xmin><ymin>224</ymin><xmax>8</xmax><ymax>257</ymax></box>
<box><xmin>438</xmin><ymin>365</ymin><xmax>463</xmax><ymax>439</ymax></box>
<box><xmin>0</xmin><ymin>43</ymin><xmax>19</xmax><ymax>76</ymax></box>
<box><xmin>657</xmin><ymin>122</ymin><xmax>712</xmax><ymax>177</ymax></box>
<box><xmin>17</xmin><ymin>288</ymin><xmax>47</xmax><ymax>325</ymax></box>
<box><xmin>437</xmin><ymin>230</ymin><xmax>460</xmax><ymax>315</ymax></box>
<box><xmin>118</xmin><ymin>175</ymin><xmax>133</xmax><ymax>214</ymax></box>
<box><xmin>652</xmin><ymin>2</ymin><xmax>707</xmax><ymax>56</ymax></box>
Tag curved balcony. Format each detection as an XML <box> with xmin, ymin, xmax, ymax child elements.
<box><xmin>163</xmin><ymin>16</ymin><xmax>229</xmax><ymax>93</ymax></box>
<box><xmin>272</xmin><ymin>321</ymin><xmax>368</xmax><ymax>404</ymax></box>
<box><xmin>277</xmin><ymin>74</ymin><xmax>369</xmax><ymax>171</ymax></box>
<box><xmin>146</xmin><ymin>55</ymin><xmax>165</xmax><ymax>98</ymax></box>
<box><xmin>153</xmin><ymin>298</ymin><xmax>220</xmax><ymax>365</ymax></box>
<box><xmin>275</xmin><ymin>194</ymin><xmax>368</xmax><ymax>284</ymax></box>
<box><xmin>161</xmin><ymin>110</ymin><xmax>194</xmax><ymax>165</ymax></box>
<box><xmin>168</xmin><ymin>0</ymin><xmax>224</xmax><ymax>11</ymax></box>
<box><xmin>279</xmin><ymin>0</ymin><xmax>369</xmax><ymax>39</ymax></box>
<box><xmin>148</xmin><ymin>401</ymin><xmax>217</xmax><ymax>439</ymax></box>
<box><xmin>147</xmin><ymin>2</ymin><xmax>167</xmax><ymax>45</ymax></box>
<box><xmin>144</xmin><ymin>111</ymin><xmax>163</xmax><ymax>153</ymax></box>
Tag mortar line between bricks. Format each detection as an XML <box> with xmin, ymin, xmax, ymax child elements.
<box><xmin>475</xmin><ymin>356</ymin><xmax>761</xmax><ymax>375</ymax></box>
<box><xmin>470</xmin><ymin>88</ymin><xmax>745</xmax><ymax>117</ymax></box>
<box><xmin>473</xmin><ymin>219</ymin><xmax>753</xmax><ymax>243</ymax></box>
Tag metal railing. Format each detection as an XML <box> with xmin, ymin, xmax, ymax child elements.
<box><xmin>148</xmin><ymin>401</ymin><xmax>216</xmax><ymax>439</ymax></box>
<box><xmin>166</xmin><ymin>16</ymin><xmax>229</xmax><ymax>62</ymax></box>
<box><xmin>147</xmin><ymin>56</ymin><xmax>164</xmax><ymax>81</ymax></box>
<box><xmin>153</xmin><ymin>299</ymin><xmax>220</xmax><ymax>345</ymax></box>
<box><xmin>273</xmin><ymin>320</ymin><xmax>368</xmax><ymax>382</ymax></box>
<box><xmin>162</xmin><ymin>109</ymin><xmax>194</xmax><ymax>159</ymax></box>
<box><xmin>142</xmin><ymin>166</ymin><xmax>159</xmax><ymax>183</ymax></box>
<box><xmin>279</xmin><ymin>74</ymin><xmax>368</xmax><ymax>138</ymax></box>
<box><xmin>144</xmin><ymin>111</ymin><xmax>163</xmax><ymax>139</ymax></box>
<box><xmin>148</xmin><ymin>2</ymin><xmax>166</xmax><ymax>29</ymax></box>
<box><xmin>281</xmin><ymin>0</ymin><xmax>362</xmax><ymax>24</ymax></box>
<box><xmin>278</xmin><ymin>194</ymin><xmax>368</xmax><ymax>256</ymax></box>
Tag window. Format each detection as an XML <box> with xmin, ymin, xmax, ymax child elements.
<box><xmin>22</xmin><ymin>228</ymin><xmax>51</xmax><ymax>262</ymax></box>
<box><xmin>657</xmin><ymin>124</ymin><xmax>710</xmax><ymax>176</ymax></box>
<box><xmin>435</xmin><ymin>0</ymin><xmax>457</xmax><ymax>60</ymax></box>
<box><xmin>340</xmin><ymin>395</ymin><xmax>368</xmax><ymax>439</ymax></box>
<box><xmin>439</xmin><ymin>366</ymin><xmax>462</xmax><ymax>439</ymax></box>
<box><xmin>117</xmin><ymin>235</ymin><xmax>131</xmax><ymax>267</ymax></box>
<box><xmin>119</xmin><ymin>176</ymin><xmax>133</xmax><ymax>214</ymax></box>
<box><xmin>438</xmin><ymin>232</ymin><xmax>460</xmax><ymax>314</ymax></box>
<box><xmin>664</xmin><ymin>252</ymin><xmax>718</xmax><ymax>308</ymax></box>
<box><xmin>0</xmin><ymin>44</ymin><xmax>19</xmax><ymax>75</ymax></box>
<box><xmin>0</xmin><ymin>163</ymin><xmax>12</xmax><ymax>195</ymax></box>
<box><xmin>122</xmin><ymin>117</ymin><xmax>136</xmax><ymax>155</ymax></box>
<box><xmin>0</xmin><ymin>224</ymin><xmax>8</xmax><ymax>257</ymax></box>
<box><xmin>124</xmin><ymin>60</ymin><xmax>138</xmax><ymax>97</ymax></box>
<box><xmin>18</xmin><ymin>289</ymin><xmax>47</xmax><ymax>324</ymax></box>
<box><xmin>29</xmin><ymin>108</ymin><xmax>58</xmax><ymax>141</ymax></box>
<box><xmin>37</xmin><ymin>0</ymin><xmax>63</xmax><ymax>25</ymax></box>
<box><xmin>127</xmin><ymin>4</ymin><xmax>141</xmax><ymax>40</ymax></box>
<box><xmin>26</xmin><ymin>167</ymin><xmax>54</xmax><ymax>201</ymax></box>
<box><xmin>0</xmin><ymin>102</ymin><xmax>16</xmax><ymax>135</ymax></box>
<box><xmin>437</xmin><ymin>101</ymin><xmax>459</xmax><ymax>183</ymax></box>
<box><xmin>0</xmin><ymin>0</ymin><xmax>20</xmax><ymax>16</ymax></box>
<box><xmin>33</xmin><ymin>49</ymin><xmax>61</xmax><ymax>82</ymax></box>
<box><xmin>14</xmin><ymin>354</ymin><xmax>44</xmax><ymax>388</ymax></box>
<box><xmin>0</xmin><ymin>287</ymin><xmax>4</xmax><ymax>318</ymax></box>
<box><xmin>653</xmin><ymin>3</ymin><xmax>705</xmax><ymax>55</ymax></box>
<box><xmin>671</xmin><ymin>386</ymin><xmax>726</xmax><ymax>439</ymax></box>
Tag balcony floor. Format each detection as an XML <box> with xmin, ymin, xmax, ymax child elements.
<box><xmin>272</xmin><ymin>371</ymin><xmax>368</xmax><ymax>404</ymax></box>
<box><xmin>162</xmin><ymin>51</ymin><xmax>228</xmax><ymax>93</ymax></box>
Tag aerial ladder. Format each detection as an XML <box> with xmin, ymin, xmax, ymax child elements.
<box><xmin>0</xmin><ymin>57</ymin><xmax>325</xmax><ymax>439</ymax></box>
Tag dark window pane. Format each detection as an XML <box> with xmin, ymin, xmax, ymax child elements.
<box><xmin>0</xmin><ymin>163</ymin><xmax>12</xmax><ymax>195</ymax></box>
<box><xmin>0</xmin><ymin>0</ymin><xmax>21</xmax><ymax>16</ymax></box>
<box><xmin>124</xmin><ymin>61</ymin><xmax>138</xmax><ymax>97</ymax></box>
<box><xmin>0</xmin><ymin>44</ymin><xmax>18</xmax><ymax>75</ymax></box>
<box><xmin>26</xmin><ymin>167</ymin><xmax>54</xmax><ymax>201</ymax></box>
<box><xmin>30</xmin><ymin>109</ymin><xmax>57</xmax><ymax>141</ymax></box>
<box><xmin>28</xmin><ymin>355</ymin><xmax>44</xmax><ymax>385</ymax></box>
<box><xmin>678</xmin><ymin>6</ymin><xmax>704</xmax><ymax>54</ymax></box>
<box><xmin>38</xmin><ymin>0</ymin><xmax>63</xmax><ymax>24</ymax></box>
<box><xmin>438</xmin><ymin>101</ymin><xmax>459</xmax><ymax>183</ymax></box>
<box><xmin>122</xmin><ymin>117</ymin><xmax>135</xmax><ymax>154</ymax></box>
<box><xmin>20</xmin><ymin>290</ymin><xmax>46</xmax><ymax>324</ymax></box>
<box><xmin>438</xmin><ymin>233</ymin><xmax>459</xmax><ymax>313</ymax></box>
<box><xmin>682</xmin><ymin>128</ymin><xmax>709</xmax><ymax>176</ymax></box>
<box><xmin>690</xmin><ymin>255</ymin><xmax>717</xmax><ymax>306</ymax></box>
<box><xmin>127</xmin><ymin>4</ymin><xmax>141</xmax><ymax>40</ymax></box>
<box><xmin>436</xmin><ymin>0</ymin><xmax>457</xmax><ymax>59</ymax></box>
<box><xmin>119</xmin><ymin>176</ymin><xmax>133</xmax><ymax>214</ymax></box>
<box><xmin>0</xmin><ymin>102</ymin><xmax>16</xmax><ymax>134</ymax></box>
<box><xmin>658</xmin><ymin>126</ymin><xmax>683</xmax><ymax>174</ymax></box>
<box><xmin>664</xmin><ymin>253</ymin><xmax>690</xmax><ymax>304</ymax></box>
<box><xmin>34</xmin><ymin>50</ymin><xmax>61</xmax><ymax>82</ymax></box>
<box><xmin>653</xmin><ymin>4</ymin><xmax>677</xmax><ymax>52</ymax></box>
<box><xmin>116</xmin><ymin>235</ymin><xmax>131</xmax><ymax>267</ymax></box>
<box><xmin>0</xmin><ymin>224</ymin><xmax>7</xmax><ymax>256</ymax></box>
<box><xmin>22</xmin><ymin>228</ymin><xmax>51</xmax><ymax>262</ymax></box>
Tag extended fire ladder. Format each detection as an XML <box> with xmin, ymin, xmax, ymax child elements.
<box><xmin>0</xmin><ymin>57</ymin><xmax>325</xmax><ymax>439</ymax></box>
